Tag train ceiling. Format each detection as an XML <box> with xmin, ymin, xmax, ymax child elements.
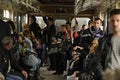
<box><xmin>75</xmin><ymin>0</ymin><xmax>103</xmax><ymax>15</ymax></box>
<box><xmin>0</xmin><ymin>0</ymin><xmax>120</xmax><ymax>18</ymax></box>
<box><xmin>37</xmin><ymin>0</ymin><xmax>93</xmax><ymax>18</ymax></box>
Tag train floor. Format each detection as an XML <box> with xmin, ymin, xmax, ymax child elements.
<box><xmin>40</xmin><ymin>67</ymin><xmax>67</xmax><ymax>80</ymax></box>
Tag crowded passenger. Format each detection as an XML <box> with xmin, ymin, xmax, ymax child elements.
<box><xmin>17</xmin><ymin>34</ymin><xmax>43</xmax><ymax>80</ymax></box>
<box><xmin>21</xmin><ymin>23</ymin><xmax>35</xmax><ymax>40</ymax></box>
<box><xmin>67</xmin><ymin>50</ymin><xmax>81</xmax><ymax>76</ymax></box>
<box><xmin>0</xmin><ymin>36</ymin><xmax>28</xmax><ymax>80</ymax></box>
<box><xmin>66</xmin><ymin>22</ymin><xmax>72</xmax><ymax>42</ymax></box>
<box><xmin>67</xmin><ymin>17</ymin><xmax>103</xmax><ymax>80</ymax></box>
<box><xmin>7</xmin><ymin>20</ymin><xmax>19</xmax><ymax>44</ymax></box>
<box><xmin>46</xmin><ymin>17</ymin><xmax>56</xmax><ymax>46</ymax></box>
<box><xmin>0</xmin><ymin>18</ymin><xmax>11</xmax><ymax>46</ymax></box>
<box><xmin>73</xmin><ymin>24</ymin><xmax>87</xmax><ymax>46</ymax></box>
<box><xmin>73</xmin><ymin>18</ymin><xmax>103</xmax><ymax>53</ymax></box>
<box><xmin>29</xmin><ymin>16</ymin><xmax>41</xmax><ymax>40</ymax></box>
<box><xmin>1</xmin><ymin>4</ymin><xmax>120</xmax><ymax>80</ymax></box>
<box><xmin>52</xmin><ymin>24</ymin><xmax>69</xmax><ymax>75</ymax></box>
<box><xmin>72</xmin><ymin>9</ymin><xmax>120</xmax><ymax>80</ymax></box>
<box><xmin>94</xmin><ymin>8</ymin><xmax>120</xmax><ymax>80</ymax></box>
<box><xmin>45</xmin><ymin>17</ymin><xmax>56</xmax><ymax>70</ymax></box>
<box><xmin>72</xmin><ymin>18</ymin><xmax>79</xmax><ymax>44</ymax></box>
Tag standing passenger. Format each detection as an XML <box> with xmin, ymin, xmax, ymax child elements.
<box><xmin>45</xmin><ymin>17</ymin><xmax>56</xmax><ymax>70</ymax></box>
<box><xmin>74</xmin><ymin>9</ymin><xmax>120</xmax><ymax>80</ymax></box>
<box><xmin>66</xmin><ymin>22</ymin><xmax>72</xmax><ymax>42</ymax></box>
<box><xmin>0</xmin><ymin>18</ymin><xmax>11</xmax><ymax>46</ymax></box>
<box><xmin>96</xmin><ymin>9</ymin><xmax>120</xmax><ymax>79</ymax></box>
<box><xmin>0</xmin><ymin>19</ymin><xmax>11</xmax><ymax>80</ymax></box>
<box><xmin>46</xmin><ymin>17</ymin><xmax>56</xmax><ymax>46</ymax></box>
<box><xmin>7</xmin><ymin>20</ymin><xmax>18</xmax><ymax>44</ymax></box>
<box><xmin>29</xmin><ymin>16</ymin><xmax>41</xmax><ymax>39</ymax></box>
<box><xmin>53</xmin><ymin>25</ymin><xmax>68</xmax><ymax>75</ymax></box>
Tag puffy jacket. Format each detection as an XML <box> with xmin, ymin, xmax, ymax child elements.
<box><xmin>0</xmin><ymin>46</ymin><xmax>23</xmax><ymax>74</ymax></box>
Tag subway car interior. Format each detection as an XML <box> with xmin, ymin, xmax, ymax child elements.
<box><xmin>0</xmin><ymin>0</ymin><xmax>120</xmax><ymax>80</ymax></box>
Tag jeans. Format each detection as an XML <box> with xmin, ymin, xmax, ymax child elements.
<box><xmin>67</xmin><ymin>76</ymin><xmax>75</xmax><ymax>80</ymax></box>
<box><xmin>41</xmin><ymin>43</ymin><xmax>46</xmax><ymax>65</ymax></box>
<box><xmin>6</xmin><ymin>74</ymin><xmax>23</xmax><ymax>80</ymax></box>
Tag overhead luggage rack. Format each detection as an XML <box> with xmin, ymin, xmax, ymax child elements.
<box><xmin>75</xmin><ymin>0</ymin><xmax>103</xmax><ymax>15</ymax></box>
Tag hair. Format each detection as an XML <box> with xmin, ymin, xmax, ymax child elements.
<box><xmin>2</xmin><ymin>36</ymin><xmax>13</xmax><ymax>46</ymax></box>
<box><xmin>47</xmin><ymin>17</ymin><xmax>54</xmax><ymax>21</ymax></box>
<box><xmin>7</xmin><ymin>20</ymin><xmax>16</xmax><ymax>30</ymax></box>
<box><xmin>61</xmin><ymin>24</ymin><xmax>66</xmax><ymax>28</ymax></box>
<box><xmin>30</xmin><ymin>15</ymin><xmax>36</xmax><ymax>21</ymax></box>
<box><xmin>66</xmin><ymin>21</ymin><xmax>71</xmax><ymax>25</ymax></box>
<box><xmin>88</xmin><ymin>20</ymin><xmax>93</xmax><ymax>27</ymax></box>
<box><xmin>82</xmin><ymin>24</ymin><xmax>86</xmax><ymax>28</ymax></box>
<box><xmin>23</xmin><ymin>31</ymin><xmax>29</xmax><ymax>37</ymax></box>
<box><xmin>88</xmin><ymin>20</ymin><xmax>93</xmax><ymax>24</ymax></box>
<box><xmin>110</xmin><ymin>9</ymin><xmax>120</xmax><ymax>17</ymax></box>
<box><xmin>94</xmin><ymin>18</ymin><xmax>102</xmax><ymax>23</ymax></box>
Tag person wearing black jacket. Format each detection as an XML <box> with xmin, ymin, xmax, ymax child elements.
<box><xmin>94</xmin><ymin>9</ymin><xmax>120</xmax><ymax>80</ymax></box>
<box><xmin>53</xmin><ymin>25</ymin><xmax>68</xmax><ymax>75</ymax></box>
<box><xmin>29</xmin><ymin>16</ymin><xmax>41</xmax><ymax>39</ymax></box>
<box><xmin>0</xmin><ymin>36</ymin><xmax>28</xmax><ymax>80</ymax></box>
<box><xmin>0</xmin><ymin>19</ymin><xmax>11</xmax><ymax>46</ymax></box>
<box><xmin>74</xmin><ymin>18</ymin><xmax>103</xmax><ymax>53</ymax></box>
<box><xmin>46</xmin><ymin>17</ymin><xmax>56</xmax><ymax>46</ymax></box>
<box><xmin>73</xmin><ymin>18</ymin><xmax>103</xmax><ymax>66</ymax></box>
<box><xmin>74</xmin><ymin>9</ymin><xmax>120</xmax><ymax>80</ymax></box>
<box><xmin>72</xmin><ymin>18</ymin><xmax>103</xmax><ymax>80</ymax></box>
<box><xmin>45</xmin><ymin>17</ymin><xmax>56</xmax><ymax>70</ymax></box>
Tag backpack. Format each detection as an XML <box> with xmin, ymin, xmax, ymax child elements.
<box><xmin>79</xmin><ymin>54</ymin><xmax>102</xmax><ymax>80</ymax></box>
<box><xmin>21</xmin><ymin>50</ymin><xmax>40</xmax><ymax>69</ymax></box>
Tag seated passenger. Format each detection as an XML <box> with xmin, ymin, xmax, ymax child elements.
<box><xmin>68</xmin><ymin>39</ymin><xmax>100</xmax><ymax>80</ymax></box>
<box><xmin>21</xmin><ymin>23</ymin><xmax>35</xmax><ymax>40</ymax></box>
<box><xmin>0</xmin><ymin>36</ymin><xmax>28</xmax><ymax>80</ymax></box>
<box><xmin>73</xmin><ymin>18</ymin><xmax>103</xmax><ymax>51</ymax></box>
<box><xmin>67</xmin><ymin>50</ymin><xmax>81</xmax><ymax>76</ymax></box>
<box><xmin>18</xmin><ymin>35</ymin><xmax>42</xmax><ymax>80</ymax></box>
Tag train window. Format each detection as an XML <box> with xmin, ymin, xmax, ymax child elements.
<box><xmin>71</xmin><ymin>18</ymin><xmax>90</xmax><ymax>31</ymax></box>
<box><xmin>22</xmin><ymin>14</ymin><xmax>28</xmax><ymax>24</ymax></box>
<box><xmin>3</xmin><ymin>10</ymin><xmax>10</xmax><ymax>18</ymax></box>
<box><xmin>54</xmin><ymin>19</ymin><xmax>67</xmax><ymax>33</ymax></box>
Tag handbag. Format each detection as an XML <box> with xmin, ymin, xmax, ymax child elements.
<box><xmin>21</xmin><ymin>51</ymin><xmax>39</xmax><ymax>68</ymax></box>
<box><xmin>47</xmin><ymin>44</ymin><xmax>59</xmax><ymax>55</ymax></box>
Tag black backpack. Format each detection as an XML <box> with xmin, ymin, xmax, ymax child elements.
<box><xmin>78</xmin><ymin>54</ymin><xmax>102</xmax><ymax>80</ymax></box>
